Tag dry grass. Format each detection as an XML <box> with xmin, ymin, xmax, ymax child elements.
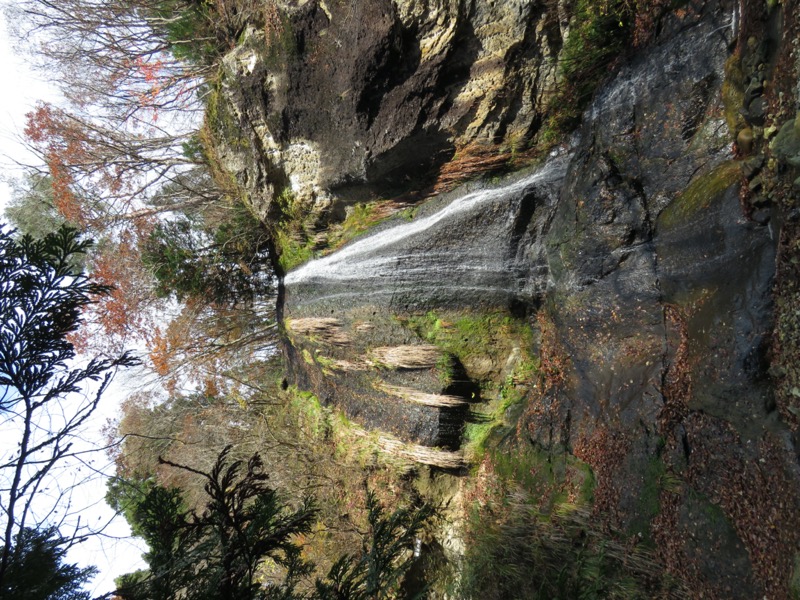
<box><xmin>377</xmin><ymin>383</ymin><xmax>467</xmax><ymax>407</ymax></box>
<box><xmin>433</xmin><ymin>143</ymin><xmax>516</xmax><ymax>194</ymax></box>
<box><xmin>349</xmin><ymin>428</ymin><xmax>466</xmax><ymax>469</ymax></box>
<box><xmin>322</xmin><ymin>358</ymin><xmax>369</xmax><ymax>372</ymax></box>
<box><xmin>361</xmin><ymin>432</ymin><xmax>465</xmax><ymax>469</ymax></box>
<box><xmin>286</xmin><ymin>317</ymin><xmax>351</xmax><ymax>346</ymax></box>
<box><xmin>370</xmin><ymin>345</ymin><xmax>441</xmax><ymax>369</ymax></box>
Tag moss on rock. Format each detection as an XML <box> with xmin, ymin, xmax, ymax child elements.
<box><xmin>657</xmin><ymin>160</ymin><xmax>742</xmax><ymax>229</ymax></box>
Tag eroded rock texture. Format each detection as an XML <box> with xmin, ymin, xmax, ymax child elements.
<box><xmin>213</xmin><ymin>0</ymin><xmax>563</xmax><ymax>220</ymax></box>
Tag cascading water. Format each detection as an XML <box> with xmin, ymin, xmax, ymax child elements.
<box><xmin>284</xmin><ymin>150</ymin><xmax>570</xmax><ymax>313</ymax></box>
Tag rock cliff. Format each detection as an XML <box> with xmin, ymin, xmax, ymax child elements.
<box><xmin>211</xmin><ymin>0</ymin><xmax>800</xmax><ymax>596</ymax></box>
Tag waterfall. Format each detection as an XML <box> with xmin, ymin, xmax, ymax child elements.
<box><xmin>284</xmin><ymin>151</ymin><xmax>569</xmax><ymax>311</ymax></box>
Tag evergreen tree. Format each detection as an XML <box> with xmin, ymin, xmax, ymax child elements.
<box><xmin>141</xmin><ymin>206</ymin><xmax>274</xmax><ymax>306</ymax></box>
<box><xmin>4</xmin><ymin>173</ymin><xmax>67</xmax><ymax>239</ymax></box>
<box><xmin>0</xmin><ymin>527</ymin><xmax>97</xmax><ymax>600</ymax></box>
<box><xmin>114</xmin><ymin>455</ymin><xmax>433</xmax><ymax>600</ymax></box>
<box><xmin>114</xmin><ymin>447</ymin><xmax>317</xmax><ymax>600</ymax></box>
<box><xmin>315</xmin><ymin>490</ymin><xmax>433</xmax><ymax>600</ymax></box>
<box><xmin>0</xmin><ymin>224</ymin><xmax>137</xmax><ymax>593</ymax></box>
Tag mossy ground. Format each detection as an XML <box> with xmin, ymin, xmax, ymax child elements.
<box><xmin>402</xmin><ymin>310</ymin><xmax>536</xmax><ymax>384</ymax></box>
<box><xmin>455</xmin><ymin>438</ymin><xmax>686</xmax><ymax>600</ymax></box>
<box><xmin>281</xmin><ymin>385</ymin><xmax>427</xmax><ymax>580</ymax></box>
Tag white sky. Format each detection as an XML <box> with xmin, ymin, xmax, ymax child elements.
<box><xmin>0</xmin><ymin>8</ymin><xmax>147</xmax><ymax>596</ymax></box>
<box><xmin>0</xmin><ymin>4</ymin><xmax>63</xmax><ymax>208</ymax></box>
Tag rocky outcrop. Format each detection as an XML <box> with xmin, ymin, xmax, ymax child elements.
<box><xmin>213</xmin><ymin>0</ymin><xmax>563</xmax><ymax>221</ymax></box>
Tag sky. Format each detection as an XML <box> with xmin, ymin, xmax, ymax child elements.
<box><xmin>0</xmin><ymin>8</ymin><xmax>147</xmax><ymax>596</ymax></box>
<box><xmin>0</xmin><ymin>7</ymin><xmax>53</xmax><ymax>208</ymax></box>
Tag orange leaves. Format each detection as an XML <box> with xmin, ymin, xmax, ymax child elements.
<box><xmin>91</xmin><ymin>236</ymin><xmax>153</xmax><ymax>343</ymax></box>
<box><xmin>26</xmin><ymin>103</ymin><xmax>92</xmax><ymax>226</ymax></box>
<box><xmin>47</xmin><ymin>159</ymin><xmax>85</xmax><ymax>226</ymax></box>
<box><xmin>132</xmin><ymin>56</ymin><xmax>164</xmax><ymax>121</ymax></box>
<box><xmin>149</xmin><ymin>328</ymin><xmax>171</xmax><ymax>377</ymax></box>
<box><xmin>23</xmin><ymin>103</ymin><xmax>56</xmax><ymax>144</ymax></box>
<box><xmin>63</xmin><ymin>225</ymin><xmax>163</xmax><ymax>358</ymax></box>
<box><xmin>144</xmin><ymin>300</ymin><xmax>236</xmax><ymax>395</ymax></box>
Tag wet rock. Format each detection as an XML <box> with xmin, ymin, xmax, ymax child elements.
<box><xmin>271</xmin><ymin>0</ymin><xmax>799</xmax><ymax>594</ymax></box>
<box><xmin>746</xmin><ymin>95</ymin><xmax>766</xmax><ymax>125</ymax></box>
<box><xmin>742</xmin><ymin>154</ymin><xmax>765</xmax><ymax>178</ymax></box>
<box><xmin>771</xmin><ymin>116</ymin><xmax>800</xmax><ymax>166</ymax></box>
<box><xmin>285</xmin><ymin>154</ymin><xmax>570</xmax><ymax>313</ymax></box>
<box><xmin>744</xmin><ymin>79</ymin><xmax>764</xmax><ymax>104</ymax></box>
<box><xmin>285</xmin><ymin>0</ymin><xmax>750</xmax><ymax>447</ymax></box>
<box><xmin>751</xmin><ymin>206</ymin><xmax>771</xmax><ymax>225</ymax></box>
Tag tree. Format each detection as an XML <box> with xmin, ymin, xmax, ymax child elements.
<box><xmin>141</xmin><ymin>202</ymin><xmax>278</xmax><ymax>391</ymax></box>
<box><xmin>107</xmin><ymin>478</ymin><xmax>189</xmax><ymax>600</ymax></box>
<box><xmin>23</xmin><ymin>102</ymin><xmax>203</xmax><ymax>231</ymax></box>
<box><xmin>142</xmin><ymin>203</ymin><xmax>274</xmax><ymax>306</ymax></box>
<box><xmin>9</xmin><ymin>0</ymin><xmax>265</xmax><ymax>233</ymax></box>
<box><xmin>114</xmin><ymin>447</ymin><xmax>318</xmax><ymax>600</ymax></box>
<box><xmin>8</xmin><ymin>0</ymin><xmax>263</xmax><ymax>120</ymax></box>
<box><xmin>316</xmin><ymin>490</ymin><xmax>433</xmax><ymax>600</ymax></box>
<box><xmin>4</xmin><ymin>172</ymin><xmax>70</xmax><ymax>240</ymax></box>
<box><xmin>0</xmin><ymin>527</ymin><xmax>97</xmax><ymax>600</ymax></box>
<box><xmin>0</xmin><ymin>224</ymin><xmax>137</xmax><ymax>591</ymax></box>
<box><xmin>113</xmin><ymin>454</ymin><xmax>434</xmax><ymax>600</ymax></box>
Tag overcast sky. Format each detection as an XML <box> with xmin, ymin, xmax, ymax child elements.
<box><xmin>0</xmin><ymin>8</ymin><xmax>55</xmax><ymax>210</ymax></box>
<box><xmin>0</xmin><ymin>8</ymin><xmax>147</xmax><ymax>595</ymax></box>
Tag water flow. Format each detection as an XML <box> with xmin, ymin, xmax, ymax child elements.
<box><xmin>285</xmin><ymin>155</ymin><xmax>566</xmax><ymax>286</ymax></box>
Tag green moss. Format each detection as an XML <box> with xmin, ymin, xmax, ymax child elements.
<box><xmin>264</xmin><ymin>9</ymin><xmax>297</xmax><ymax>69</ymax></box>
<box><xmin>397</xmin><ymin>206</ymin><xmax>419</xmax><ymax>221</ymax></box>
<box><xmin>287</xmin><ymin>386</ymin><xmax>329</xmax><ymax>439</ymax></box>
<box><xmin>790</xmin><ymin>552</ymin><xmax>800</xmax><ymax>600</ymax></box>
<box><xmin>546</xmin><ymin>0</ymin><xmax>634</xmax><ymax>134</ymax></box>
<box><xmin>489</xmin><ymin>444</ymin><xmax>595</xmax><ymax>510</ymax></box>
<box><xmin>463</xmin><ymin>421</ymin><xmax>496</xmax><ymax>460</ymax></box>
<box><xmin>204</xmin><ymin>77</ymin><xmax>250</xmax><ymax>152</ymax></box>
<box><xmin>722</xmin><ymin>54</ymin><xmax>746</xmax><ymax>136</ymax></box>
<box><xmin>314</xmin><ymin>353</ymin><xmax>338</xmax><ymax>370</ymax></box>
<box><xmin>657</xmin><ymin>160</ymin><xmax>742</xmax><ymax>229</ymax></box>
<box><xmin>327</xmin><ymin>202</ymin><xmax>389</xmax><ymax>250</ymax></box>
<box><xmin>698</xmin><ymin>494</ymin><xmax>728</xmax><ymax>527</ymax></box>
<box><xmin>436</xmin><ymin>352</ymin><xmax>458</xmax><ymax>386</ymax></box>
<box><xmin>276</xmin><ymin>197</ymin><xmax>401</xmax><ymax>271</ymax></box>
<box><xmin>274</xmin><ymin>188</ymin><xmax>317</xmax><ymax>272</ymax></box>
<box><xmin>339</xmin><ymin>203</ymin><xmax>379</xmax><ymax>239</ymax></box>
<box><xmin>302</xmin><ymin>348</ymin><xmax>315</xmax><ymax>365</ymax></box>
<box><xmin>402</xmin><ymin>309</ymin><xmax>539</xmax><ymax>461</ymax></box>
<box><xmin>463</xmin><ymin>354</ymin><xmax>541</xmax><ymax>460</ymax></box>
<box><xmin>276</xmin><ymin>228</ymin><xmax>316</xmax><ymax>272</ymax></box>
<box><xmin>405</xmin><ymin>310</ymin><xmax>534</xmax><ymax>381</ymax></box>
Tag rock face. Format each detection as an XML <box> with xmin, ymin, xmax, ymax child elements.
<box><xmin>214</xmin><ymin>0</ymin><xmax>563</xmax><ymax>220</ymax></box>
<box><xmin>216</xmin><ymin>0</ymin><xmax>800</xmax><ymax>596</ymax></box>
